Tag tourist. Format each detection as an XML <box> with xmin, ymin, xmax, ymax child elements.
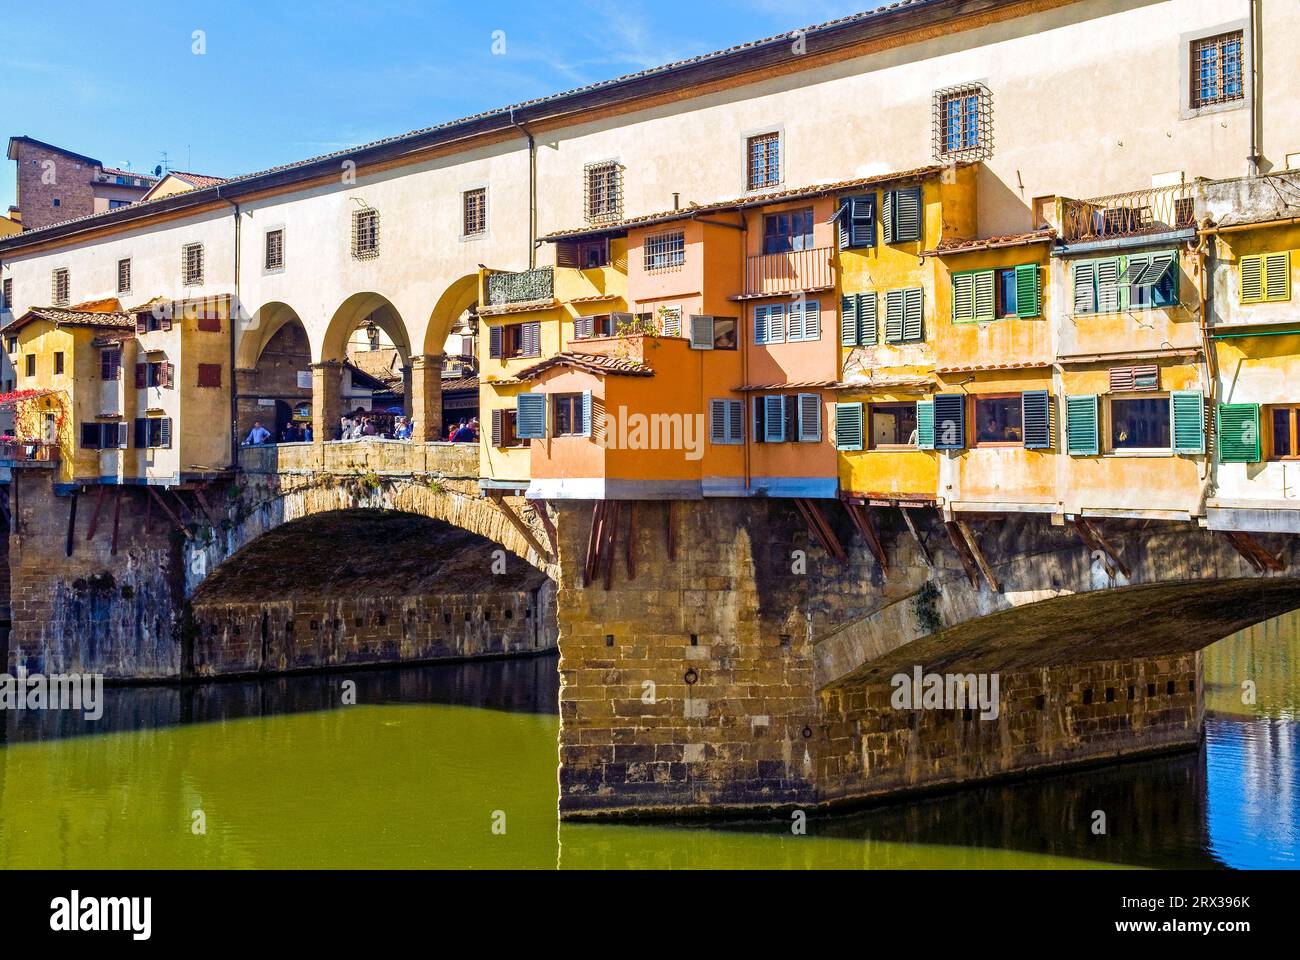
<box><xmin>338</xmin><ymin>416</ymin><xmax>351</xmax><ymax>440</ymax></box>
<box><xmin>303</xmin><ymin>423</ymin><xmax>313</xmax><ymax>442</ymax></box>
<box><xmin>451</xmin><ymin>419</ymin><xmax>477</xmax><ymax>443</ymax></box>
<box><xmin>243</xmin><ymin>420</ymin><xmax>271</xmax><ymax>446</ymax></box>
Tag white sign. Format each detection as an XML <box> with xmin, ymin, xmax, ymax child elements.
<box><xmin>257</xmin><ymin>398</ymin><xmax>276</xmax><ymax>407</ymax></box>
<box><xmin>296</xmin><ymin>371</ymin><xmax>312</xmax><ymax>389</ymax></box>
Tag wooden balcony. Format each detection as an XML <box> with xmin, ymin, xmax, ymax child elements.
<box><xmin>1061</xmin><ymin>183</ymin><xmax>1195</xmax><ymax>244</ymax></box>
<box><xmin>741</xmin><ymin>246</ymin><xmax>835</xmax><ymax>299</ymax></box>
<box><xmin>0</xmin><ymin>439</ymin><xmax>59</xmax><ymax>467</ymax></box>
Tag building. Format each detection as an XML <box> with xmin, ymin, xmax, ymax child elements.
<box><xmin>6</xmin><ymin>137</ymin><xmax>157</xmax><ymax>231</ymax></box>
<box><xmin>139</xmin><ymin>171</ymin><xmax>227</xmax><ymax>203</ymax></box>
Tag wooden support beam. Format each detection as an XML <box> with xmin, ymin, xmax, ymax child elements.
<box><xmin>665</xmin><ymin>501</ymin><xmax>676</xmax><ymax>561</ymax></box>
<box><xmin>956</xmin><ymin>520</ymin><xmax>1001</xmax><ymax>593</ymax></box>
<box><xmin>148</xmin><ymin>486</ymin><xmax>193</xmax><ymax>539</ymax></box>
<box><xmin>795</xmin><ymin>498</ymin><xmax>849</xmax><ymax>566</ymax></box>
<box><xmin>192</xmin><ymin>487</ymin><xmax>221</xmax><ymax>530</ymax></box>
<box><xmin>1224</xmin><ymin>531</ymin><xmax>1285</xmax><ymax>573</ymax></box>
<box><xmin>65</xmin><ymin>491</ymin><xmax>78</xmax><ymax>558</ymax></box>
<box><xmin>601</xmin><ymin>501</ymin><xmax>620</xmax><ymax>590</ymax></box>
<box><xmin>1073</xmin><ymin>517</ymin><xmax>1131</xmax><ymax>579</ymax></box>
<box><xmin>526</xmin><ymin>498</ymin><xmax>559</xmax><ymax>557</ymax></box>
<box><xmin>625</xmin><ymin>500</ymin><xmax>637</xmax><ymax>580</ymax></box>
<box><xmin>900</xmin><ymin>506</ymin><xmax>933</xmax><ymax>568</ymax></box>
<box><xmin>487</xmin><ymin>491</ymin><xmax>551</xmax><ymax>563</ymax></box>
<box><xmin>943</xmin><ymin>520</ymin><xmax>980</xmax><ymax>588</ymax></box>
<box><xmin>583</xmin><ymin>501</ymin><xmax>606</xmax><ymax>586</ymax></box>
<box><xmin>170</xmin><ymin>489</ymin><xmax>197</xmax><ymax>528</ymax></box>
<box><xmin>110</xmin><ymin>487</ymin><xmax>124</xmax><ymax>556</ymax></box>
<box><xmin>1072</xmin><ymin>519</ymin><xmax>1116</xmax><ymax>579</ymax></box>
<box><xmin>842</xmin><ymin>498</ymin><xmax>888</xmax><ymax>573</ymax></box>
<box><xmin>85</xmin><ymin>484</ymin><xmax>106</xmax><ymax>541</ymax></box>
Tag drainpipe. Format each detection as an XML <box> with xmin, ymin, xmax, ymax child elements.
<box><xmin>1248</xmin><ymin>0</ymin><xmax>1261</xmax><ymax>175</ymax></box>
<box><xmin>510</xmin><ymin>108</ymin><xmax>537</xmax><ymax>269</ymax></box>
<box><xmin>740</xmin><ymin>215</ymin><xmax>751</xmax><ymax>492</ymax></box>
<box><xmin>216</xmin><ymin>186</ymin><xmax>240</xmax><ymax>469</ymax></box>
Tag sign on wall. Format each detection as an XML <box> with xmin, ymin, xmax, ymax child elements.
<box><xmin>296</xmin><ymin>370</ymin><xmax>312</xmax><ymax>389</ymax></box>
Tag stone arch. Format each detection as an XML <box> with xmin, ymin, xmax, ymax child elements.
<box><xmin>236</xmin><ymin>301</ymin><xmax>304</xmax><ymax>370</ymax></box>
<box><xmin>424</xmin><ymin>274</ymin><xmax>479</xmax><ymax>357</ymax></box>
<box><xmin>320</xmin><ymin>292</ymin><xmax>413</xmax><ymax>364</ymax></box>
<box><xmin>235</xmin><ymin>302</ymin><xmax>314</xmax><ymax>442</ymax></box>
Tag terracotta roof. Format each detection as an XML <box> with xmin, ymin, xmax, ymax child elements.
<box><xmin>542</xmin><ymin>165</ymin><xmax>952</xmax><ymax>241</ymax></box>
<box><xmin>495</xmin><ymin>352</ymin><xmax>654</xmax><ymax>384</ymax></box>
<box><xmin>735</xmin><ymin>380</ymin><xmax>840</xmax><ymax>391</ymax></box>
<box><xmin>4</xmin><ymin>306</ymin><xmax>136</xmax><ymax>333</ymax></box>
<box><xmin>168</xmin><ymin>171</ymin><xmax>226</xmax><ymax>189</ymax></box>
<box><xmin>441</xmin><ymin>375</ymin><xmax>479</xmax><ymax>392</ymax></box>
<box><xmin>100</xmin><ymin>167</ymin><xmax>159</xmax><ymax>183</ymax></box>
<box><xmin>935</xmin><ymin>360</ymin><xmax>1052</xmax><ymax>374</ymax></box>
<box><xmin>920</xmin><ymin>229</ymin><xmax>1055</xmax><ymax>257</ymax></box>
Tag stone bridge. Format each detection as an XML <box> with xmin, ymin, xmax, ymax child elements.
<box><xmin>5</xmin><ymin>439</ymin><xmax>1299</xmax><ymax>818</ymax></box>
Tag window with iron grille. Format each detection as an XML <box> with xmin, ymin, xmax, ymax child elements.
<box><xmin>2</xmin><ymin>278</ymin><xmax>11</xmax><ymax>310</ymax></box>
<box><xmin>1191</xmin><ymin>31</ymin><xmax>1244</xmax><ymax>108</ymax></box>
<box><xmin>463</xmin><ymin>188</ymin><xmax>487</xmax><ymax>236</ymax></box>
<box><xmin>182</xmin><ymin>243</ymin><xmax>204</xmax><ymax>286</ymax></box>
<box><xmin>933</xmin><ymin>83</ymin><xmax>992</xmax><ymax>161</ymax></box>
<box><xmin>265</xmin><ymin>228</ymin><xmax>285</xmax><ymax>270</ymax></box>
<box><xmin>52</xmin><ymin>268</ymin><xmax>69</xmax><ymax>306</ymax></box>
<box><xmin>644</xmin><ymin>231</ymin><xmax>685</xmax><ymax>271</ymax></box>
<box><xmin>117</xmin><ymin>258</ymin><xmax>131</xmax><ymax>294</ymax></box>
<box><xmin>746</xmin><ymin>132</ymin><xmax>781</xmax><ymax>190</ymax></box>
<box><xmin>352</xmin><ymin>208</ymin><xmax>380</xmax><ymax>259</ymax></box>
<box><xmin>584</xmin><ymin>161</ymin><xmax>622</xmax><ymax>224</ymax></box>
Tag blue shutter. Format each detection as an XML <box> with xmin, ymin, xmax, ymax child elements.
<box><xmin>916</xmin><ymin>400</ymin><xmax>935</xmax><ymax>449</ymax></box>
<box><xmin>754</xmin><ymin>305</ymin><xmax>770</xmax><ymax>345</ymax></box>
<box><xmin>797</xmin><ymin>393</ymin><xmax>821</xmax><ymax>441</ymax></box>
<box><xmin>1022</xmin><ymin>390</ymin><xmax>1051</xmax><ymax>449</ymax></box>
<box><xmin>801</xmin><ymin>300</ymin><xmax>821</xmax><ymax>340</ymax></box>
<box><xmin>834</xmin><ymin>402</ymin><xmax>863</xmax><ymax>451</ymax></box>
<box><xmin>933</xmin><ymin>393</ymin><xmax>965</xmax><ymax>450</ymax></box>
<box><xmin>881</xmin><ymin>190</ymin><xmax>895</xmax><ymax>245</ymax></box>
<box><xmin>515</xmin><ymin>393</ymin><xmax>546</xmax><ymax>439</ymax></box>
<box><xmin>786</xmin><ymin>302</ymin><xmax>803</xmax><ymax>342</ymax></box>
<box><xmin>763</xmin><ymin>395</ymin><xmax>786</xmax><ymax>442</ymax></box>
<box><xmin>1066</xmin><ymin>395</ymin><xmax>1099</xmax><ymax>456</ymax></box>
<box><xmin>846</xmin><ymin>195</ymin><xmax>875</xmax><ymax>248</ymax></box>
<box><xmin>580</xmin><ymin>390</ymin><xmax>593</xmax><ymax>438</ymax></box>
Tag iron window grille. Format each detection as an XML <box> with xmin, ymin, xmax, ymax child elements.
<box><xmin>52</xmin><ymin>268</ymin><xmax>69</xmax><ymax>306</ymax></box>
<box><xmin>3</xmin><ymin>277</ymin><xmax>12</xmax><ymax>311</ymax></box>
<box><xmin>584</xmin><ymin>161</ymin><xmax>623</xmax><ymax>224</ymax></box>
<box><xmin>463</xmin><ymin>188</ymin><xmax>487</xmax><ymax>236</ymax></box>
<box><xmin>352</xmin><ymin>208</ymin><xmax>380</xmax><ymax>259</ymax></box>
<box><xmin>747</xmin><ymin>132</ymin><xmax>781</xmax><ymax>190</ymax></box>
<box><xmin>933</xmin><ymin>83</ymin><xmax>993</xmax><ymax>162</ymax></box>
<box><xmin>117</xmin><ymin>258</ymin><xmax>131</xmax><ymax>294</ymax></box>
<box><xmin>182</xmin><ymin>243</ymin><xmax>204</xmax><ymax>286</ymax></box>
<box><xmin>1191</xmin><ymin>31</ymin><xmax>1244</xmax><ymax>108</ymax></box>
<box><xmin>265</xmin><ymin>229</ymin><xmax>285</xmax><ymax>270</ymax></box>
<box><xmin>644</xmin><ymin>231</ymin><xmax>685</xmax><ymax>271</ymax></box>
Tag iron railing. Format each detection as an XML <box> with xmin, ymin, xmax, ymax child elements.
<box><xmin>743</xmin><ymin>246</ymin><xmax>835</xmax><ymax>297</ymax></box>
<box><xmin>1062</xmin><ymin>183</ymin><xmax>1195</xmax><ymax>243</ymax></box>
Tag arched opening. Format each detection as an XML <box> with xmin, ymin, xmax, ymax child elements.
<box><xmin>414</xmin><ymin>275</ymin><xmax>481</xmax><ymax>441</ymax></box>
<box><xmin>316</xmin><ymin>293</ymin><xmax>415</xmax><ymax>441</ymax></box>
<box><xmin>188</xmin><ymin>508</ymin><xmax>558</xmax><ymax>676</ymax></box>
<box><xmin>236</xmin><ymin>303</ymin><xmax>314</xmax><ymax>444</ymax></box>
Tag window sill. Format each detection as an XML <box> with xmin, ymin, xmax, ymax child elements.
<box><xmin>1107</xmin><ymin>449</ymin><xmax>1176</xmax><ymax>458</ymax></box>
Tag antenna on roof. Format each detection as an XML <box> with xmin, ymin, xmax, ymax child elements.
<box><xmin>159</xmin><ymin>151</ymin><xmax>169</xmax><ymax>176</ymax></box>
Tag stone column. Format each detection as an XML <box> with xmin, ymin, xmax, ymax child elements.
<box><xmin>409</xmin><ymin>354</ymin><xmax>444</xmax><ymax>442</ymax></box>
<box><xmin>234</xmin><ymin>368</ymin><xmax>261</xmax><ymax>443</ymax></box>
<box><xmin>311</xmin><ymin>360</ymin><xmax>344</xmax><ymax>443</ymax></box>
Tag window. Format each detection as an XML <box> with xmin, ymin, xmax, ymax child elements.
<box><xmin>6</xmin><ymin>335</ymin><xmax>16</xmax><ymax>353</ymax></box>
<box><xmin>711</xmin><ymin>317</ymin><xmax>738</xmax><ymax>350</ymax></box>
<box><xmin>869</xmin><ymin>402</ymin><xmax>919</xmax><ymax>449</ymax></box>
<box><xmin>833</xmin><ymin>195</ymin><xmax>876</xmax><ymax>249</ymax></box>
<box><xmin>488</xmin><ymin>321</ymin><xmax>541</xmax><ymax>359</ymax></box>
<box><xmin>752</xmin><ymin>393</ymin><xmax>820</xmax><ymax>443</ymax></box>
<box><xmin>463</xmin><ymin>188</ymin><xmax>487</xmax><ymax>237</ymax></box>
<box><xmin>882</xmin><ymin>188</ymin><xmax>923</xmax><ymax>244</ymax></box>
<box><xmin>197</xmin><ymin>363</ymin><xmax>222</xmax><ymax>388</ymax></box>
<box><xmin>490</xmin><ymin>408</ymin><xmax>528</xmax><ymax>447</ymax></box>
<box><xmin>552</xmin><ymin>392</ymin><xmax>589</xmax><ymax>436</ymax></box>
<box><xmin>109</xmin><ymin>199</ymin><xmax>130</xmax><ymax>210</ymax></box>
<box><xmin>747</xmin><ymin>132</ymin><xmax>781</xmax><ymax>190</ymax></box>
<box><xmin>708</xmin><ymin>399</ymin><xmax>744</xmax><ymax>444</ymax></box>
<box><xmin>644</xmin><ymin>231</ymin><xmax>685</xmax><ymax>271</ymax></box>
<box><xmin>556</xmin><ymin>238</ymin><xmax>611</xmax><ymax>269</ymax></box>
<box><xmin>884</xmin><ymin>287</ymin><xmax>925</xmax><ymax>343</ymax></box>
<box><xmin>52</xmin><ymin>268</ymin><xmax>69</xmax><ymax>306</ymax></box>
<box><xmin>25</xmin><ymin>355</ymin><xmax>35</xmax><ymax>378</ymax></box>
<box><xmin>952</xmin><ymin>265</ymin><xmax>1040</xmax><ymax>321</ymax></box>
<box><xmin>265</xmin><ymin>228</ymin><xmax>285</xmax><ymax>270</ymax></box>
<box><xmin>136</xmin><ymin>360</ymin><xmax>174</xmax><ymax>388</ymax></box>
<box><xmin>2</xmin><ymin>278</ymin><xmax>11</xmax><ymax>311</ymax></box>
<box><xmin>573</xmin><ymin>314</ymin><xmax>621</xmax><ymax>339</ymax></box>
<box><xmin>754</xmin><ymin>303</ymin><xmax>785</xmax><ymax>345</ymax></box>
<box><xmin>1110</xmin><ymin>396</ymin><xmax>1170</xmax><ymax>451</ymax></box>
<box><xmin>1268</xmin><ymin>405</ymin><xmax>1300</xmax><ymax>460</ymax></box>
<box><xmin>1191</xmin><ymin>31</ymin><xmax>1244</xmax><ymax>108</ymax></box>
<box><xmin>352</xmin><ymin>208</ymin><xmax>380</xmax><ymax>259</ymax></box>
<box><xmin>182</xmin><ymin>243</ymin><xmax>204</xmax><ymax>286</ymax></box>
<box><xmin>53</xmin><ymin>352</ymin><xmax>64</xmax><ymax>375</ymax></box>
<box><xmin>80</xmin><ymin>422</ymin><xmax>126</xmax><ymax>449</ymax></box>
<box><xmin>584</xmin><ymin>161</ymin><xmax>622</xmax><ymax>224</ymax></box>
<box><xmin>841</xmin><ymin>292</ymin><xmax>879</xmax><ymax>347</ymax></box>
<box><xmin>933</xmin><ymin>83</ymin><xmax>991</xmax><ymax>161</ymax></box>
<box><xmin>762</xmin><ymin>208</ymin><xmax>814</xmax><ymax>254</ymax></box>
<box><xmin>100</xmin><ymin>347</ymin><xmax>122</xmax><ymax>381</ymax></box>
<box><xmin>785</xmin><ymin>300</ymin><xmax>821</xmax><ymax>342</ymax></box>
<box><xmin>117</xmin><ymin>258</ymin><xmax>131</xmax><ymax>294</ymax></box>
<box><xmin>1073</xmin><ymin>252</ymin><xmax>1178</xmax><ymax>313</ymax></box>
<box><xmin>134</xmin><ymin>417</ymin><xmax>172</xmax><ymax>449</ymax></box>
<box><xmin>658</xmin><ymin>306</ymin><xmax>682</xmax><ymax>337</ymax></box>
<box><xmin>972</xmin><ymin>395</ymin><xmax>1023</xmax><ymax>446</ymax></box>
<box><xmin>1240</xmin><ymin>252</ymin><xmax>1291</xmax><ymax>303</ymax></box>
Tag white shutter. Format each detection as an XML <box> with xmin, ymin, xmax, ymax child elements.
<box><xmin>689</xmin><ymin>315</ymin><xmax>714</xmax><ymax>349</ymax></box>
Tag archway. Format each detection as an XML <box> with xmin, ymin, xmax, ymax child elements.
<box><xmin>236</xmin><ymin>303</ymin><xmax>314</xmax><ymax>444</ymax></box>
<box><xmin>316</xmin><ymin>293</ymin><xmax>416</xmax><ymax>442</ymax></box>
<box><xmin>412</xmin><ymin>275</ymin><xmax>481</xmax><ymax>441</ymax></box>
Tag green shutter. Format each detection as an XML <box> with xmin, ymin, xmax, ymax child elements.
<box><xmin>834</xmin><ymin>402</ymin><xmax>863</xmax><ymax>451</ymax></box>
<box><xmin>952</xmin><ymin>273</ymin><xmax>975</xmax><ymax>322</ymax></box>
<box><xmin>1217</xmin><ymin>403</ymin><xmax>1261</xmax><ymax>463</ymax></box>
<box><xmin>840</xmin><ymin>294</ymin><xmax>858</xmax><ymax>346</ymax></box>
<box><xmin>1015</xmin><ymin>264</ymin><xmax>1041</xmax><ymax>317</ymax></box>
<box><xmin>1066</xmin><ymin>395</ymin><xmax>1099</xmax><ymax>456</ymax></box>
<box><xmin>902</xmin><ymin>287</ymin><xmax>924</xmax><ymax>342</ymax></box>
<box><xmin>858</xmin><ymin>292</ymin><xmax>878</xmax><ymax>345</ymax></box>
<box><xmin>1097</xmin><ymin>257</ymin><xmax>1122</xmax><ymax>312</ymax></box>
<box><xmin>1171</xmin><ymin>391</ymin><xmax>1205</xmax><ymax>454</ymax></box>
<box><xmin>1072</xmin><ymin>260</ymin><xmax>1096</xmax><ymax>314</ymax></box>
<box><xmin>973</xmin><ymin>270</ymin><xmax>995</xmax><ymax>321</ymax></box>
<box><xmin>916</xmin><ymin>400</ymin><xmax>935</xmax><ymax>450</ymax></box>
<box><xmin>884</xmin><ymin>289</ymin><xmax>905</xmax><ymax>342</ymax></box>
<box><xmin>881</xmin><ymin>191</ymin><xmax>895</xmax><ymax>245</ymax></box>
<box><xmin>1022</xmin><ymin>390</ymin><xmax>1051</xmax><ymax>449</ymax></box>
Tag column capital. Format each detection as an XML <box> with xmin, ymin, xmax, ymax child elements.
<box><xmin>409</xmin><ymin>353</ymin><xmax>445</xmax><ymax>370</ymax></box>
<box><xmin>309</xmin><ymin>359</ymin><xmax>345</xmax><ymax>371</ymax></box>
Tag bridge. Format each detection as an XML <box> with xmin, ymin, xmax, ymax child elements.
<box><xmin>4</xmin><ymin>438</ymin><xmax>1298</xmax><ymax>818</ymax></box>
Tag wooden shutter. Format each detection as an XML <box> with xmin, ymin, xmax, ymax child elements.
<box><xmin>521</xmin><ymin>322</ymin><xmax>541</xmax><ymax>357</ymax></box>
<box><xmin>916</xmin><ymin>400</ymin><xmax>935</xmax><ymax>449</ymax></box>
<box><xmin>1097</xmin><ymin>257</ymin><xmax>1122</xmax><ymax>312</ymax></box>
<box><xmin>1216</xmin><ymin>403</ymin><xmax>1261</xmax><ymax>462</ymax></box>
<box><xmin>754</xmin><ymin>305</ymin><xmax>772</xmax><ymax>345</ymax></box>
<box><xmin>1240</xmin><ymin>255</ymin><xmax>1265</xmax><ymax>303</ymax></box>
<box><xmin>135</xmin><ymin>313</ymin><xmax>147</xmax><ymax>335</ymax></box>
<box><xmin>160</xmin><ymin>315</ymin><xmax>173</xmax><ymax>332</ymax></box>
<box><xmin>1265</xmin><ymin>252</ymin><xmax>1291</xmax><ymax>302</ymax></box>
<box><xmin>515</xmin><ymin>393</ymin><xmax>546</xmax><ymax>439</ymax></box>
<box><xmin>1110</xmin><ymin>364</ymin><xmax>1159</xmax><ymax>393</ymax></box>
<box><xmin>858</xmin><ymin>292</ymin><xmax>878</xmax><ymax>346</ymax></box>
<box><xmin>786</xmin><ymin>303</ymin><xmax>804</xmax><ymax>342</ymax></box>
<box><xmin>160</xmin><ymin>362</ymin><xmax>174</xmax><ymax>388</ymax></box>
<box><xmin>114</xmin><ymin>422</ymin><xmax>128</xmax><ymax>448</ymax></box>
<box><xmin>902</xmin><ymin>287</ymin><xmax>924</xmax><ymax>342</ymax></box>
<box><xmin>555</xmin><ymin>242</ymin><xmax>579</xmax><ymax>268</ymax></box>
<box><xmin>1015</xmin><ymin>264</ymin><xmax>1041</xmax><ymax>317</ymax></box>
<box><xmin>709</xmin><ymin>400</ymin><xmax>728</xmax><ymax>444</ymax></box>
<box><xmin>580</xmin><ymin>391</ymin><xmax>592</xmax><ymax>437</ymax></box>
<box><xmin>801</xmin><ymin>300</ymin><xmax>821</xmax><ymax>340</ymax></box>
<box><xmin>197</xmin><ymin>315</ymin><xmax>221</xmax><ymax>333</ymax></box>
<box><xmin>835</xmin><ymin>201</ymin><xmax>851</xmax><ymax>250</ymax></box>
<box><xmin>134</xmin><ymin>418</ymin><xmax>147</xmax><ymax>449</ymax></box>
<box><xmin>797</xmin><ymin>393</ymin><xmax>821</xmax><ymax>441</ymax></box>
<box><xmin>489</xmin><ymin>326</ymin><xmax>503</xmax><ymax>359</ymax></box>
<box><xmin>768</xmin><ymin>304</ymin><xmax>786</xmax><ymax>343</ymax></box>
<box><xmin>933</xmin><ymin>393</ymin><xmax>965</xmax><ymax>449</ymax></box>
<box><xmin>1066</xmin><ymin>395</ymin><xmax>1099</xmax><ymax>456</ymax></box>
<box><xmin>197</xmin><ymin>363</ymin><xmax>221</xmax><ymax>388</ymax></box>
<box><xmin>660</xmin><ymin>309</ymin><xmax>681</xmax><ymax>337</ymax></box>
<box><xmin>689</xmin><ymin>315</ymin><xmax>714</xmax><ymax>350</ymax></box>
<box><xmin>881</xmin><ymin>191</ymin><xmax>895</xmax><ymax>245</ymax></box>
<box><xmin>80</xmin><ymin>423</ymin><xmax>100</xmax><ymax>449</ymax></box>
<box><xmin>884</xmin><ymin>289</ymin><xmax>905</xmax><ymax>343</ymax></box>
<box><xmin>1072</xmin><ymin>261</ymin><xmax>1096</xmax><ymax>313</ymax></box>
<box><xmin>973</xmin><ymin>270</ymin><xmax>995</xmax><ymax>321</ymax></box>
<box><xmin>1171</xmin><ymin>390</ymin><xmax>1206</xmax><ymax>454</ymax></box>
<box><xmin>573</xmin><ymin>316</ymin><xmax>593</xmax><ymax>340</ymax></box>
<box><xmin>763</xmin><ymin>395</ymin><xmax>786</xmax><ymax>442</ymax></box>
<box><xmin>727</xmin><ymin>399</ymin><xmax>743</xmax><ymax>444</ymax></box>
<box><xmin>491</xmin><ymin>408</ymin><xmax>504</xmax><ymax>447</ymax></box>
<box><xmin>135</xmin><ymin>363</ymin><xmax>146</xmax><ymax>388</ymax></box>
<box><xmin>840</xmin><ymin>294</ymin><xmax>858</xmax><ymax>346</ymax></box>
<box><xmin>893</xmin><ymin>188</ymin><xmax>922</xmax><ymax>242</ymax></box>
<box><xmin>834</xmin><ymin>402</ymin><xmax>863</xmax><ymax>451</ymax></box>
<box><xmin>1022</xmin><ymin>390</ymin><xmax>1051</xmax><ymax>449</ymax></box>
<box><xmin>158</xmin><ymin>417</ymin><xmax>172</xmax><ymax>449</ymax></box>
<box><xmin>840</xmin><ymin>195</ymin><xmax>875</xmax><ymax>248</ymax></box>
<box><xmin>952</xmin><ymin>273</ymin><xmax>975</xmax><ymax>322</ymax></box>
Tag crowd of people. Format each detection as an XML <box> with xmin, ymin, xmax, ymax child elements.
<box><xmin>445</xmin><ymin>418</ymin><xmax>479</xmax><ymax>442</ymax></box>
<box><xmin>242</xmin><ymin>412</ymin><xmax>481</xmax><ymax>445</ymax></box>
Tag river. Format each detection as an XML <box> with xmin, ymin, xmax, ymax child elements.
<box><xmin>0</xmin><ymin>616</ymin><xmax>1296</xmax><ymax>869</ymax></box>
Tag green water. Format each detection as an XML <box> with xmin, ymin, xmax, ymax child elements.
<box><xmin>0</xmin><ymin>617</ymin><xmax>1297</xmax><ymax>869</ymax></box>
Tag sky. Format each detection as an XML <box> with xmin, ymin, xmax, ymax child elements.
<box><xmin>0</xmin><ymin>0</ymin><xmax>871</xmax><ymax>213</ymax></box>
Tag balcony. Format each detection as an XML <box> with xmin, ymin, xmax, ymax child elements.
<box><xmin>741</xmin><ymin>246</ymin><xmax>835</xmax><ymax>298</ymax></box>
<box><xmin>485</xmin><ymin>268</ymin><xmax>554</xmax><ymax>307</ymax></box>
<box><xmin>1061</xmin><ymin>183</ymin><xmax>1195</xmax><ymax>243</ymax></box>
<box><xmin>0</xmin><ymin>438</ymin><xmax>59</xmax><ymax>467</ymax></box>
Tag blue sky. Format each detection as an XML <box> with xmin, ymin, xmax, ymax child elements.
<box><xmin>0</xmin><ymin>0</ymin><xmax>870</xmax><ymax>212</ymax></box>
